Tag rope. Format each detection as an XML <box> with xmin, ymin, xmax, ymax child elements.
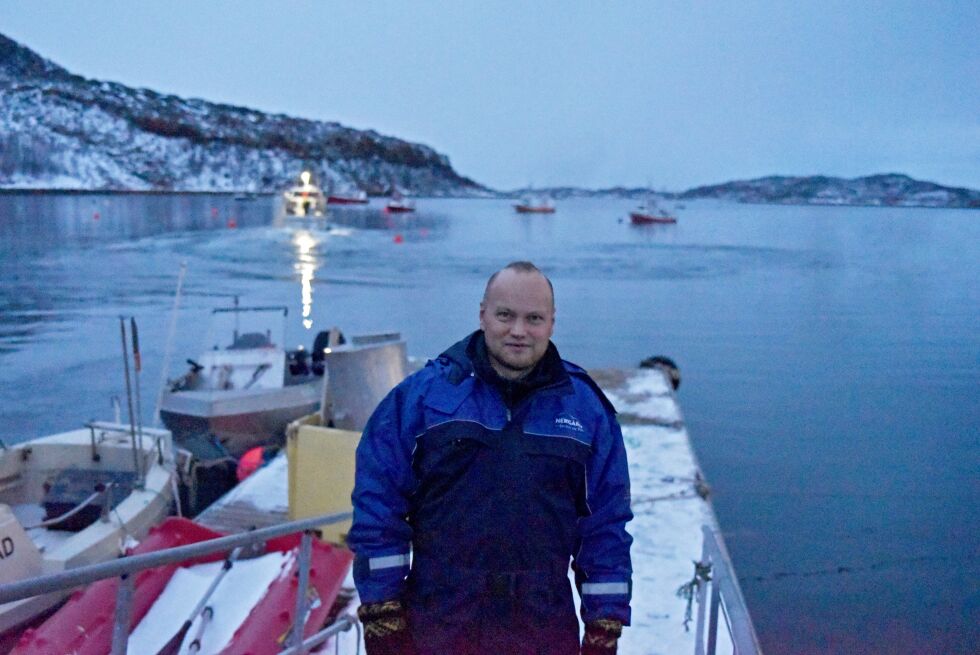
<box><xmin>25</xmin><ymin>490</ymin><xmax>103</xmax><ymax>530</ymax></box>
<box><xmin>675</xmin><ymin>560</ymin><xmax>712</xmax><ymax>632</ymax></box>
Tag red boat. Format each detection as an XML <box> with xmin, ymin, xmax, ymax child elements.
<box><xmin>327</xmin><ymin>189</ymin><xmax>369</xmax><ymax>205</ymax></box>
<box><xmin>384</xmin><ymin>190</ymin><xmax>416</xmax><ymax>213</ymax></box>
<box><xmin>514</xmin><ymin>203</ymin><xmax>556</xmax><ymax>214</ymax></box>
<box><xmin>12</xmin><ymin>517</ymin><xmax>352</xmax><ymax>655</ymax></box>
<box><xmin>513</xmin><ymin>192</ymin><xmax>555</xmax><ymax>214</ymax></box>
<box><xmin>629</xmin><ymin>195</ymin><xmax>677</xmax><ymax>224</ymax></box>
<box><xmin>630</xmin><ymin>211</ymin><xmax>677</xmax><ymax>225</ymax></box>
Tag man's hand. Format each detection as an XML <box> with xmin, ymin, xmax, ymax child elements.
<box><xmin>582</xmin><ymin>618</ymin><xmax>623</xmax><ymax>654</ymax></box>
<box><xmin>357</xmin><ymin>599</ymin><xmax>418</xmax><ymax>655</ymax></box>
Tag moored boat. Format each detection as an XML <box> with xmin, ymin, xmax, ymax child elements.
<box><xmin>630</xmin><ymin>192</ymin><xmax>677</xmax><ymax>224</ymax></box>
<box><xmin>158</xmin><ymin>304</ymin><xmax>336</xmax><ymax>458</ymax></box>
<box><xmin>327</xmin><ymin>187</ymin><xmax>369</xmax><ymax>205</ymax></box>
<box><xmin>514</xmin><ymin>192</ymin><xmax>556</xmax><ymax>214</ymax></box>
<box><xmin>384</xmin><ymin>189</ymin><xmax>415</xmax><ymax>213</ymax></box>
<box><xmin>0</xmin><ymin>422</ymin><xmax>175</xmax><ymax>635</ymax></box>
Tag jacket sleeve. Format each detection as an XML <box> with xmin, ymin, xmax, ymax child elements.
<box><xmin>574</xmin><ymin>403</ymin><xmax>633</xmax><ymax>625</ymax></box>
<box><xmin>348</xmin><ymin>376</ymin><xmax>423</xmax><ymax>603</ymax></box>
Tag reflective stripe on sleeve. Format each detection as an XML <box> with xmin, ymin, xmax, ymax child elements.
<box><xmin>581</xmin><ymin>582</ymin><xmax>629</xmax><ymax>595</ymax></box>
<box><xmin>368</xmin><ymin>553</ymin><xmax>411</xmax><ymax>571</ymax></box>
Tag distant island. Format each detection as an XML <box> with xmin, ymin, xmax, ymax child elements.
<box><xmin>673</xmin><ymin>174</ymin><xmax>980</xmax><ymax>209</ymax></box>
<box><xmin>512</xmin><ymin>174</ymin><xmax>979</xmax><ymax>209</ymax></box>
<box><xmin>1</xmin><ymin>32</ymin><xmax>976</xmax><ymax>209</ymax></box>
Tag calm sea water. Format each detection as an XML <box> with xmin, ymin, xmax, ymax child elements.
<box><xmin>0</xmin><ymin>193</ymin><xmax>977</xmax><ymax>653</ymax></box>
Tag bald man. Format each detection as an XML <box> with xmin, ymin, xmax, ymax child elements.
<box><xmin>350</xmin><ymin>261</ymin><xmax>633</xmax><ymax>655</ymax></box>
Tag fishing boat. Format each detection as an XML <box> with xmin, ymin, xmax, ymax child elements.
<box><xmin>282</xmin><ymin>171</ymin><xmax>328</xmax><ymax>218</ymax></box>
<box><xmin>513</xmin><ymin>192</ymin><xmax>556</xmax><ymax>214</ymax></box>
<box><xmin>10</xmin><ymin>516</ymin><xmax>353</xmax><ymax>655</ymax></box>
<box><xmin>327</xmin><ymin>186</ymin><xmax>369</xmax><ymax>205</ymax></box>
<box><xmin>157</xmin><ymin>304</ymin><xmax>337</xmax><ymax>458</ymax></box>
<box><xmin>0</xmin><ymin>422</ymin><xmax>175</xmax><ymax>635</ymax></box>
<box><xmin>384</xmin><ymin>189</ymin><xmax>415</xmax><ymax>213</ymax></box>
<box><xmin>630</xmin><ymin>193</ymin><xmax>677</xmax><ymax>224</ymax></box>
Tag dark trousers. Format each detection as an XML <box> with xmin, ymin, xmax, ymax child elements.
<box><xmin>405</xmin><ymin>566</ymin><xmax>580</xmax><ymax>655</ymax></box>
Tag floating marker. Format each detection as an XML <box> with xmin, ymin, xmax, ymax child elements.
<box><xmin>393</xmin><ymin>234</ymin><xmax>404</xmax><ymax>244</ymax></box>
<box><xmin>211</xmin><ymin>207</ymin><xmax>219</xmax><ymax>217</ymax></box>
<box><xmin>227</xmin><ymin>218</ymin><xmax>238</xmax><ymax>229</ymax></box>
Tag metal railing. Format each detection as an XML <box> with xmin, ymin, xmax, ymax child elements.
<box><xmin>0</xmin><ymin>510</ymin><xmax>357</xmax><ymax>655</ymax></box>
<box><xmin>694</xmin><ymin>525</ymin><xmax>763</xmax><ymax>655</ymax></box>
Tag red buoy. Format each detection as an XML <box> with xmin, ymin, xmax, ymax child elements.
<box><xmin>227</xmin><ymin>218</ymin><xmax>238</xmax><ymax>229</ymax></box>
<box><xmin>237</xmin><ymin>447</ymin><xmax>264</xmax><ymax>481</ymax></box>
<box><xmin>393</xmin><ymin>234</ymin><xmax>404</xmax><ymax>244</ymax></box>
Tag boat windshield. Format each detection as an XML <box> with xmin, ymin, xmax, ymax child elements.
<box><xmin>205</xmin><ymin>305</ymin><xmax>290</xmax><ymax>351</ymax></box>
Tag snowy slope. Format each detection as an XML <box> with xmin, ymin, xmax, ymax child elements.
<box><xmin>0</xmin><ymin>33</ymin><xmax>483</xmax><ymax>194</ymax></box>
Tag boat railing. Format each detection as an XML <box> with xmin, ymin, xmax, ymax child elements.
<box><xmin>694</xmin><ymin>524</ymin><xmax>763</xmax><ymax>654</ymax></box>
<box><xmin>0</xmin><ymin>510</ymin><xmax>357</xmax><ymax>655</ymax></box>
<box><xmin>86</xmin><ymin>420</ymin><xmax>171</xmax><ymax>489</ymax></box>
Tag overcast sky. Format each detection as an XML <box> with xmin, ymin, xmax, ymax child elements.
<box><xmin>3</xmin><ymin>1</ymin><xmax>978</xmax><ymax>191</ymax></box>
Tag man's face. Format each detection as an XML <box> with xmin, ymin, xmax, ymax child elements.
<box><xmin>479</xmin><ymin>269</ymin><xmax>555</xmax><ymax>379</ymax></box>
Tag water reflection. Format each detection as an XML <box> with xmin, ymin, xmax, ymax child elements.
<box><xmin>291</xmin><ymin>229</ymin><xmax>319</xmax><ymax>331</ymax></box>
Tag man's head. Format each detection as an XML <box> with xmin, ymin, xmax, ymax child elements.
<box><xmin>479</xmin><ymin>261</ymin><xmax>555</xmax><ymax>380</ymax></box>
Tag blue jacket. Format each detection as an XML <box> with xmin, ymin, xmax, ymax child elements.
<box><xmin>349</xmin><ymin>332</ymin><xmax>633</xmax><ymax>628</ymax></box>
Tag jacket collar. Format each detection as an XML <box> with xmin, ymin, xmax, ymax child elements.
<box><xmin>439</xmin><ymin>331</ymin><xmax>570</xmax><ymax>396</ymax></box>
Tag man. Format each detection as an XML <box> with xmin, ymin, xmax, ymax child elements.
<box><xmin>349</xmin><ymin>261</ymin><xmax>633</xmax><ymax>654</ymax></box>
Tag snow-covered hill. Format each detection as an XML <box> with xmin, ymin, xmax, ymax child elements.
<box><xmin>0</xmin><ymin>33</ymin><xmax>483</xmax><ymax>195</ymax></box>
<box><xmin>676</xmin><ymin>174</ymin><xmax>980</xmax><ymax>209</ymax></box>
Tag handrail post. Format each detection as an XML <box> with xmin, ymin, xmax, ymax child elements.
<box><xmin>291</xmin><ymin>530</ymin><xmax>314</xmax><ymax>652</ymax></box>
<box><xmin>100</xmin><ymin>482</ymin><xmax>114</xmax><ymax>523</ymax></box>
<box><xmin>707</xmin><ymin>573</ymin><xmax>721</xmax><ymax>655</ymax></box>
<box><xmin>111</xmin><ymin>572</ymin><xmax>134</xmax><ymax>655</ymax></box>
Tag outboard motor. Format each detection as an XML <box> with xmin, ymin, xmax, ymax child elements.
<box><xmin>311</xmin><ymin>327</ymin><xmax>346</xmax><ymax>376</ymax></box>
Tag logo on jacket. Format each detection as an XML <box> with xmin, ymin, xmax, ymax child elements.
<box><xmin>554</xmin><ymin>413</ymin><xmax>585</xmax><ymax>433</ymax></box>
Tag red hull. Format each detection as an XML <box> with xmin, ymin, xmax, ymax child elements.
<box><xmin>327</xmin><ymin>195</ymin><xmax>369</xmax><ymax>205</ymax></box>
<box><xmin>384</xmin><ymin>205</ymin><xmax>415</xmax><ymax>213</ymax></box>
<box><xmin>514</xmin><ymin>205</ymin><xmax>556</xmax><ymax>214</ymax></box>
<box><xmin>630</xmin><ymin>212</ymin><xmax>676</xmax><ymax>225</ymax></box>
<box><xmin>13</xmin><ymin>517</ymin><xmax>353</xmax><ymax>655</ymax></box>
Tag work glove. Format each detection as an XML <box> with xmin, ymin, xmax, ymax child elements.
<box><xmin>357</xmin><ymin>599</ymin><xmax>418</xmax><ymax>655</ymax></box>
<box><xmin>581</xmin><ymin>618</ymin><xmax>623</xmax><ymax>655</ymax></box>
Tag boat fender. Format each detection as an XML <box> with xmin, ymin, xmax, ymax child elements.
<box><xmin>639</xmin><ymin>355</ymin><xmax>681</xmax><ymax>390</ymax></box>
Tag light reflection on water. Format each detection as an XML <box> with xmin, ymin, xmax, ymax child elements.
<box><xmin>0</xmin><ymin>193</ymin><xmax>978</xmax><ymax>653</ymax></box>
<box><xmin>291</xmin><ymin>229</ymin><xmax>318</xmax><ymax>331</ymax></box>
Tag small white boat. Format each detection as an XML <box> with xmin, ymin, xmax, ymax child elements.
<box><xmin>0</xmin><ymin>422</ymin><xmax>175</xmax><ymax>634</ymax></box>
<box><xmin>282</xmin><ymin>171</ymin><xmax>328</xmax><ymax>218</ymax></box>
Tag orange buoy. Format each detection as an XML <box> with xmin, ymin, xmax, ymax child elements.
<box><xmin>237</xmin><ymin>446</ymin><xmax>264</xmax><ymax>481</ymax></box>
<box><xmin>227</xmin><ymin>218</ymin><xmax>238</xmax><ymax>229</ymax></box>
<box><xmin>393</xmin><ymin>234</ymin><xmax>404</xmax><ymax>244</ymax></box>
